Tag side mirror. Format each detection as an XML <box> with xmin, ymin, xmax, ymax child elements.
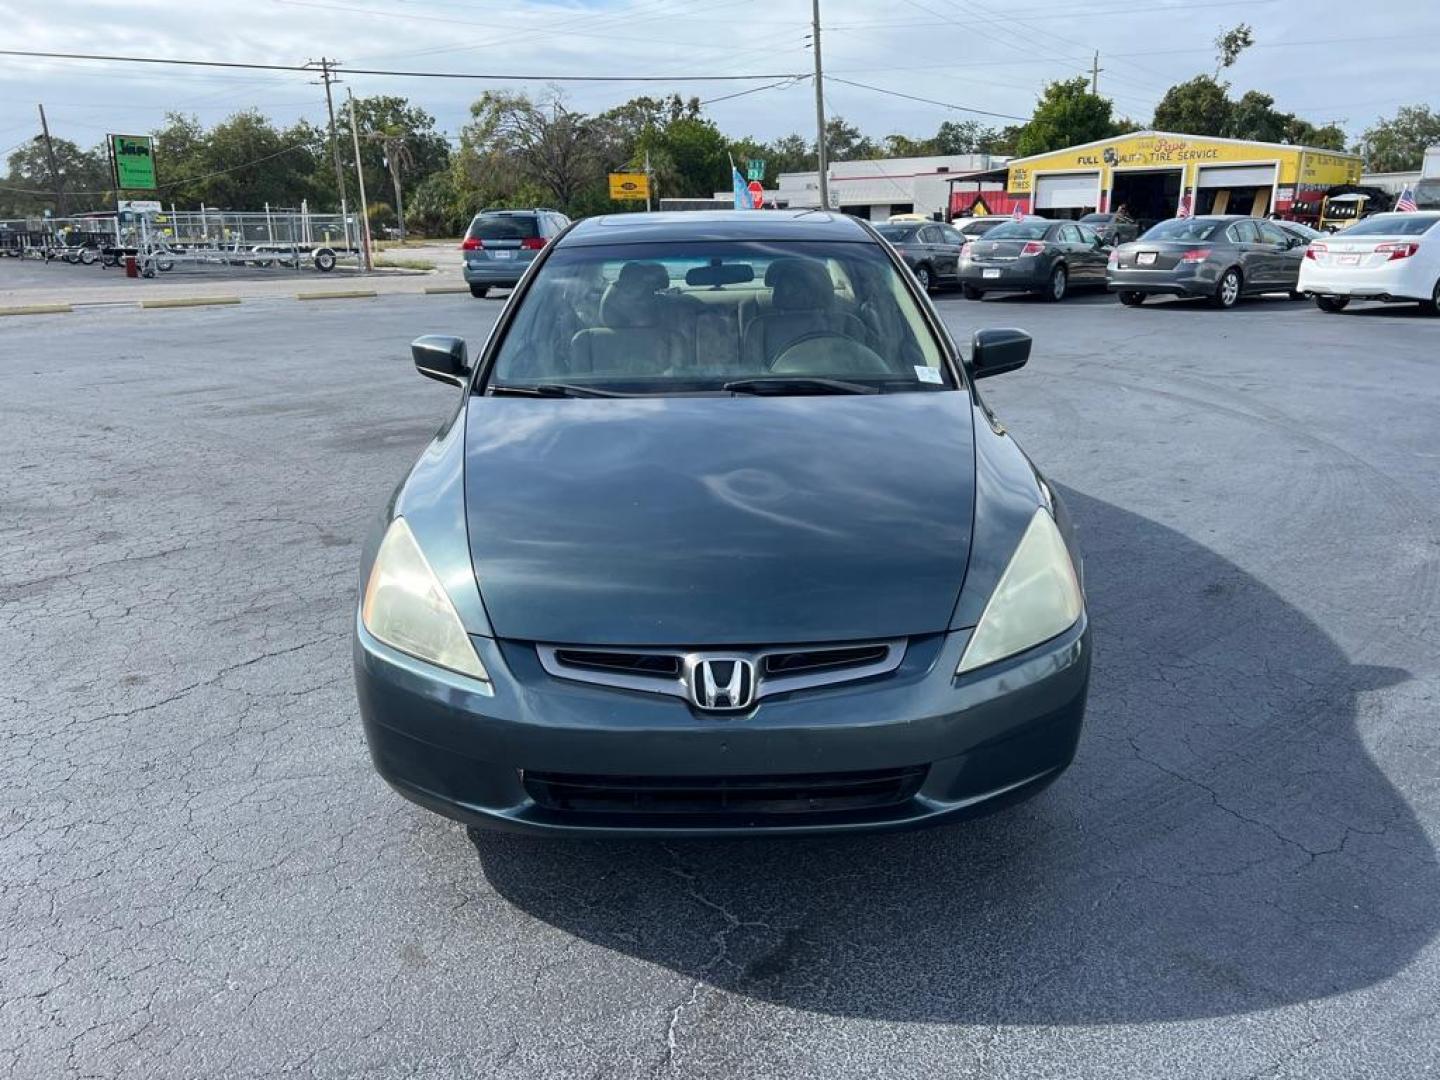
<box><xmin>970</xmin><ymin>327</ymin><xmax>1031</xmax><ymax>379</ymax></box>
<box><xmin>1288</xmin><ymin>235</ymin><xmax>1307</xmax><ymax>249</ymax></box>
<box><xmin>412</xmin><ymin>334</ymin><xmax>469</xmax><ymax>386</ymax></box>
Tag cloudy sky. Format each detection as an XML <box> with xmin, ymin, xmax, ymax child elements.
<box><xmin>1</xmin><ymin>0</ymin><xmax>1436</xmax><ymax>162</ymax></box>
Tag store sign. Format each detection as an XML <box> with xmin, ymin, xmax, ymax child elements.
<box><xmin>608</xmin><ymin>173</ymin><xmax>650</xmax><ymax>200</ymax></box>
<box><xmin>1007</xmin><ymin>134</ymin><xmax>1361</xmax><ymax>195</ymax></box>
<box><xmin>109</xmin><ymin>134</ymin><xmax>158</xmax><ymax>190</ymax></box>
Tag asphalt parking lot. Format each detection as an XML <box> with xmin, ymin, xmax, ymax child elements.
<box><xmin>3</xmin><ymin>289</ymin><xmax>1438</xmax><ymax>1078</ymax></box>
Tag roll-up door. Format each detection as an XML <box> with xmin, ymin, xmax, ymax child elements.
<box><xmin>1196</xmin><ymin>164</ymin><xmax>1276</xmax><ymax>188</ymax></box>
<box><xmin>1034</xmin><ymin>172</ymin><xmax>1099</xmax><ymax>209</ymax></box>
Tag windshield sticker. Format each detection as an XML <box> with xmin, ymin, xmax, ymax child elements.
<box><xmin>915</xmin><ymin>366</ymin><xmax>942</xmax><ymax>384</ymax></box>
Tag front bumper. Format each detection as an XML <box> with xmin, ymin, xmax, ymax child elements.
<box><xmin>353</xmin><ymin>616</ymin><xmax>1091</xmax><ymax>837</ymax></box>
<box><xmin>959</xmin><ymin>261</ymin><xmax>1047</xmax><ymax>292</ymax></box>
<box><xmin>1106</xmin><ymin>263</ymin><xmax>1216</xmax><ymax>296</ymax></box>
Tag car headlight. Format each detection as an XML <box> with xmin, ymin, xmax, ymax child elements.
<box><xmin>957</xmin><ymin>508</ymin><xmax>1083</xmax><ymax>674</ymax></box>
<box><xmin>361</xmin><ymin>517</ymin><xmax>489</xmax><ymax>681</ymax></box>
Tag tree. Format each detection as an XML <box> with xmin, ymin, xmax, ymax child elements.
<box><xmin>338</xmin><ymin>96</ymin><xmax>450</xmax><ymax>236</ymax></box>
<box><xmin>1</xmin><ymin>137</ymin><xmax>110</xmax><ymax>216</ymax></box>
<box><xmin>1214</xmin><ymin>23</ymin><xmax>1255</xmax><ymax>72</ymax></box>
<box><xmin>1152</xmin><ymin>75</ymin><xmax>1233</xmax><ymax>136</ymax></box>
<box><xmin>932</xmin><ymin>120</ymin><xmax>1002</xmax><ymax>156</ymax></box>
<box><xmin>1015</xmin><ymin>77</ymin><xmax>1121</xmax><ymax>157</ymax></box>
<box><xmin>1226</xmin><ymin>90</ymin><xmax>1290</xmax><ymax>143</ymax></box>
<box><xmin>1354</xmin><ymin>106</ymin><xmax>1440</xmax><ymax>172</ymax></box>
<box><xmin>822</xmin><ymin>116</ymin><xmax>880</xmax><ymax>162</ymax></box>
<box><xmin>462</xmin><ymin>91</ymin><xmax>603</xmax><ymax>211</ymax></box>
<box><xmin>765</xmin><ymin>134</ymin><xmax>812</xmax><ymax>176</ymax></box>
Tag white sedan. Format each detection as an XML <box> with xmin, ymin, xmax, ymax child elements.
<box><xmin>1299</xmin><ymin>211</ymin><xmax>1440</xmax><ymax>313</ymax></box>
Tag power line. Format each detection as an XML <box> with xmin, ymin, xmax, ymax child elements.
<box><xmin>0</xmin><ymin>48</ymin><xmax>803</xmax><ymax>83</ymax></box>
<box><xmin>826</xmin><ymin>77</ymin><xmax>1030</xmax><ymax>123</ymax></box>
<box><xmin>0</xmin><ymin>141</ymin><xmax>313</xmax><ymax>197</ymax></box>
<box><xmin>699</xmin><ymin>78</ymin><xmax>806</xmax><ymax>107</ymax></box>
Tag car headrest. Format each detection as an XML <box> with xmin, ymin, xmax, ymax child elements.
<box><xmin>764</xmin><ymin>258</ymin><xmax>834</xmax><ymax>311</ymax></box>
<box><xmin>599</xmin><ymin>261</ymin><xmax>669</xmax><ymax>328</ymax></box>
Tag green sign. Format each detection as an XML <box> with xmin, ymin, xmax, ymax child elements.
<box><xmin>746</xmin><ymin>159</ymin><xmax>765</xmax><ymax>182</ymax></box>
<box><xmin>109</xmin><ymin>134</ymin><xmax>157</xmax><ymax>190</ymax></box>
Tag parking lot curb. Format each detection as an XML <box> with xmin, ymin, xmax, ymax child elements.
<box><xmin>0</xmin><ymin>302</ymin><xmax>73</xmax><ymax>317</ymax></box>
<box><xmin>139</xmin><ymin>297</ymin><xmax>242</xmax><ymax>310</ymax></box>
<box><xmin>297</xmin><ymin>289</ymin><xmax>378</xmax><ymax>301</ymax></box>
<box><xmin>422</xmin><ymin>285</ymin><xmax>471</xmax><ymax>295</ymax></box>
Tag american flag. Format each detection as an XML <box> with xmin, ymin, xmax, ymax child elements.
<box><xmin>1012</xmin><ymin>202</ymin><xmax>1025</xmax><ymax>219</ymax></box>
<box><xmin>1396</xmin><ymin>186</ymin><xmax>1418</xmax><ymax>212</ymax></box>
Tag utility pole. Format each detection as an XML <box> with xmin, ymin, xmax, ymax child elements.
<box><xmin>37</xmin><ymin>104</ymin><xmax>65</xmax><ymax>216</ymax></box>
<box><xmin>306</xmin><ymin>58</ymin><xmax>351</xmax><ymax>250</ymax></box>
<box><xmin>811</xmin><ymin>0</ymin><xmax>829</xmax><ymax>210</ymax></box>
<box><xmin>1091</xmin><ymin>51</ymin><xmax>1103</xmax><ymax>95</ymax></box>
<box><xmin>347</xmin><ymin>88</ymin><xmax>374</xmax><ymax>271</ymax></box>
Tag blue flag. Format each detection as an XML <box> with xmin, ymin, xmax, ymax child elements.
<box><xmin>733</xmin><ymin>165</ymin><xmax>750</xmax><ymax>210</ymax></box>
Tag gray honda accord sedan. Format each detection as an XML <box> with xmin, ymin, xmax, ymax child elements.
<box><xmin>353</xmin><ymin>210</ymin><xmax>1091</xmax><ymax>838</ymax></box>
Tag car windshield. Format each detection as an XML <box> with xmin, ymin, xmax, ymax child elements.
<box><xmin>874</xmin><ymin>224</ymin><xmax>919</xmax><ymax>241</ymax></box>
<box><xmin>485</xmin><ymin>240</ymin><xmax>953</xmax><ymax>395</ymax></box>
<box><xmin>961</xmin><ymin>219</ymin><xmax>1003</xmax><ymax>235</ymax></box>
<box><xmin>984</xmin><ymin>221</ymin><xmax>1049</xmax><ymax>240</ymax></box>
<box><xmin>1279</xmin><ymin>221</ymin><xmax>1322</xmax><ymax>240</ymax></box>
<box><xmin>1141</xmin><ymin>218</ymin><xmax>1224</xmax><ymax>241</ymax></box>
<box><xmin>468</xmin><ymin>215</ymin><xmax>539</xmax><ymax>240</ymax></box>
<box><xmin>1079</xmin><ymin>213</ymin><xmax>1112</xmax><ymax>223</ymax></box>
<box><xmin>1337</xmin><ymin>214</ymin><xmax>1440</xmax><ymax>237</ymax></box>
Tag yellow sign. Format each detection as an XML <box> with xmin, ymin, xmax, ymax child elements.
<box><xmin>1006</xmin><ymin>132</ymin><xmax>1362</xmax><ymax>196</ymax></box>
<box><xmin>608</xmin><ymin>173</ymin><xmax>650</xmax><ymax>201</ymax></box>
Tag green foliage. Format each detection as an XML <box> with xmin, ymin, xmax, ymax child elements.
<box><xmin>0</xmin><ymin>137</ymin><xmax>110</xmax><ymax>216</ymax></box>
<box><xmin>1015</xmin><ymin>77</ymin><xmax>1122</xmax><ymax>157</ymax></box>
<box><xmin>1214</xmin><ymin>23</ymin><xmax>1255</xmax><ymax>70</ymax></box>
<box><xmin>1354</xmin><ymin>106</ymin><xmax>1440</xmax><ymax>172</ymax></box>
<box><xmin>1152</xmin><ymin>75</ymin><xmax>1233</xmax><ymax>136</ymax></box>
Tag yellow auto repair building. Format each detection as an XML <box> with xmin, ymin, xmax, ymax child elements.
<box><xmin>1004</xmin><ymin>131</ymin><xmax>1362</xmax><ymax>223</ymax></box>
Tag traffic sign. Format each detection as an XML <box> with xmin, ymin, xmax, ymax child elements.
<box><xmin>746</xmin><ymin>159</ymin><xmax>765</xmax><ymax>182</ymax></box>
<box><xmin>747</xmin><ymin>180</ymin><xmax>764</xmax><ymax>209</ymax></box>
<box><xmin>608</xmin><ymin>172</ymin><xmax>650</xmax><ymax>201</ymax></box>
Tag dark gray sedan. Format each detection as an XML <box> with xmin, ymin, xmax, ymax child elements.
<box><xmin>1106</xmin><ymin>215</ymin><xmax>1309</xmax><ymax>308</ymax></box>
<box><xmin>353</xmin><ymin>210</ymin><xmax>1090</xmax><ymax>838</ymax></box>
<box><xmin>959</xmin><ymin>218</ymin><xmax>1112</xmax><ymax>301</ymax></box>
<box><xmin>872</xmin><ymin>220</ymin><xmax>970</xmax><ymax>291</ymax></box>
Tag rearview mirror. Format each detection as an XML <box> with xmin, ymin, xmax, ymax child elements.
<box><xmin>412</xmin><ymin>335</ymin><xmax>469</xmax><ymax>386</ymax></box>
<box><xmin>970</xmin><ymin>327</ymin><xmax>1031</xmax><ymax>379</ymax></box>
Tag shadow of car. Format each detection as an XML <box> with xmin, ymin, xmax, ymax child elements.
<box><xmin>466</xmin><ymin>487</ymin><xmax>1434</xmax><ymax>1026</ymax></box>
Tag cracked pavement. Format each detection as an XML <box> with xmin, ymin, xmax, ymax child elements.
<box><xmin>2</xmin><ymin>290</ymin><xmax>1438</xmax><ymax>1078</ymax></box>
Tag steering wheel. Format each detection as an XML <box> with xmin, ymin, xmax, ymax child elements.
<box><xmin>770</xmin><ymin>331</ymin><xmax>890</xmax><ymax>376</ymax></box>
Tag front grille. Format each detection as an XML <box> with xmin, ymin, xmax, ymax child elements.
<box><xmin>552</xmin><ymin>649</ymin><xmax>681</xmax><ymax>678</ymax></box>
<box><xmin>523</xmin><ymin>766</ymin><xmax>927</xmax><ymax>816</ymax></box>
<box><xmin>763</xmin><ymin>644</ymin><xmax>889</xmax><ymax>677</ymax></box>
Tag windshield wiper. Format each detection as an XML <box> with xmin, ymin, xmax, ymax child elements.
<box><xmin>488</xmin><ymin>383</ymin><xmax>629</xmax><ymax>398</ymax></box>
<box><xmin>722</xmin><ymin>377</ymin><xmax>878</xmax><ymax>396</ymax></box>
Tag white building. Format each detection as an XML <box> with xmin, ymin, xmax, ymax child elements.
<box><xmin>777</xmin><ymin>153</ymin><xmax>1004</xmax><ymax>219</ymax></box>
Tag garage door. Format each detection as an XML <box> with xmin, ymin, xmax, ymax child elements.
<box><xmin>1034</xmin><ymin>172</ymin><xmax>1098</xmax><ymax>209</ymax></box>
<box><xmin>1197</xmin><ymin>164</ymin><xmax>1276</xmax><ymax>188</ymax></box>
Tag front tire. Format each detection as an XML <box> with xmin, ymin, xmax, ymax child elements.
<box><xmin>1211</xmin><ymin>267</ymin><xmax>1241</xmax><ymax>309</ymax></box>
<box><xmin>1045</xmin><ymin>265</ymin><xmax>1068</xmax><ymax>302</ymax></box>
<box><xmin>1314</xmin><ymin>295</ymin><xmax>1349</xmax><ymax>313</ymax></box>
<box><xmin>962</xmin><ymin>284</ymin><xmax>984</xmax><ymax>300</ymax></box>
<box><xmin>1117</xmin><ymin>290</ymin><xmax>1145</xmax><ymax>307</ymax></box>
<box><xmin>469</xmin><ymin>284</ymin><xmax>489</xmax><ymax>299</ymax></box>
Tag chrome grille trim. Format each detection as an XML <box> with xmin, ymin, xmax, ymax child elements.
<box><xmin>535</xmin><ymin>639</ymin><xmax>907</xmax><ymax>703</ymax></box>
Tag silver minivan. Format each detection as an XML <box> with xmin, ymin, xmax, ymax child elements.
<box><xmin>461</xmin><ymin>209</ymin><xmax>570</xmax><ymax>298</ymax></box>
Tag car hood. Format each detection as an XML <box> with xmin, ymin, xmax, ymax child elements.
<box><xmin>463</xmin><ymin>392</ymin><xmax>976</xmax><ymax>646</ymax></box>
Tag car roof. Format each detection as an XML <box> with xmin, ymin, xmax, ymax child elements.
<box><xmin>557</xmin><ymin>210</ymin><xmax>874</xmax><ymax>247</ymax></box>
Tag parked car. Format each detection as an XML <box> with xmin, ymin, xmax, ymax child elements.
<box><xmin>354</xmin><ymin>209</ymin><xmax>1091</xmax><ymax>838</ymax></box>
<box><xmin>1106</xmin><ymin>215</ymin><xmax>1308</xmax><ymax>308</ymax></box>
<box><xmin>872</xmin><ymin>219</ymin><xmax>969</xmax><ymax>291</ymax></box>
<box><xmin>952</xmin><ymin>216</ymin><xmax>1007</xmax><ymax>244</ymax></box>
<box><xmin>1299</xmin><ymin>211</ymin><xmax>1440</xmax><ymax>314</ymax></box>
<box><xmin>959</xmin><ymin>217</ymin><xmax>1111</xmax><ymax>301</ymax></box>
<box><xmin>1273</xmin><ymin>219</ymin><xmax>1324</xmax><ymax>245</ymax></box>
<box><xmin>461</xmin><ymin>208</ymin><xmax>570</xmax><ymax>298</ymax></box>
<box><xmin>1079</xmin><ymin>212</ymin><xmax>1139</xmax><ymax>245</ymax></box>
